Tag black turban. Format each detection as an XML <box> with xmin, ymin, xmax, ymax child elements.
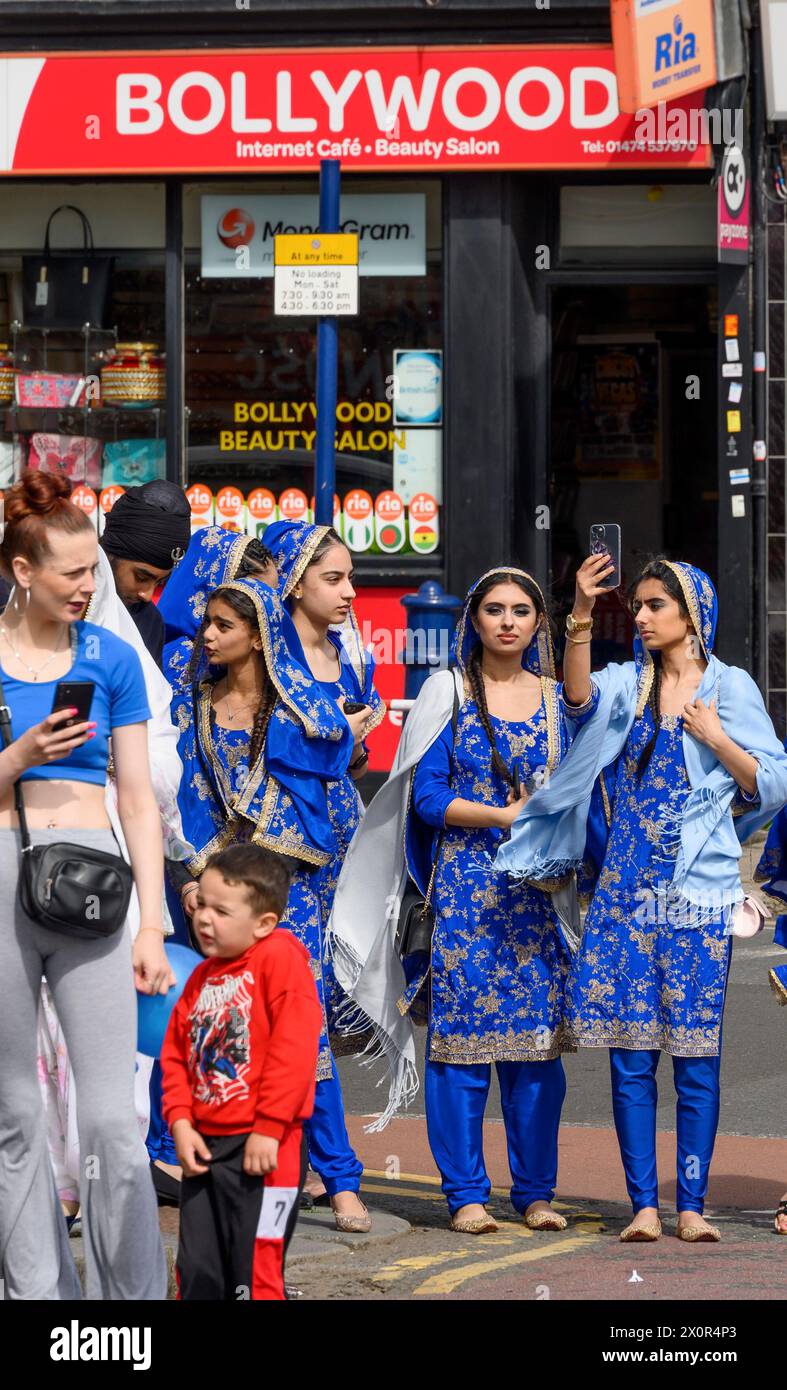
<box><xmin>101</xmin><ymin>481</ymin><xmax>192</xmax><ymax>571</ymax></box>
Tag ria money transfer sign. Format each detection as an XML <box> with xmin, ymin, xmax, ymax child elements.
<box><xmin>0</xmin><ymin>47</ymin><xmax>711</xmax><ymax>173</ymax></box>
<box><xmin>611</xmin><ymin>0</ymin><xmax>717</xmax><ymax>113</ymax></box>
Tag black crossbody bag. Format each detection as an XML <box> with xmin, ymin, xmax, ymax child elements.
<box><xmin>0</xmin><ymin>680</ymin><xmax>133</xmax><ymax>940</ymax></box>
<box><xmin>395</xmin><ymin>680</ymin><xmax>460</xmax><ymax>960</ymax></box>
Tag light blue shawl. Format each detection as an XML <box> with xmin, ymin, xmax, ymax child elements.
<box><xmin>495</xmin><ymin>561</ymin><xmax>787</xmax><ymax>920</ymax></box>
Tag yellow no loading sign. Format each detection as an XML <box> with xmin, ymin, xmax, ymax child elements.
<box><xmin>274</xmin><ymin>233</ymin><xmax>359</xmax><ymax>266</ymax></box>
<box><xmin>274</xmin><ymin>233</ymin><xmax>360</xmax><ymax>315</ymax></box>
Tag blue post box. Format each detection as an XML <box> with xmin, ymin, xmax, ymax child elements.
<box><xmin>400</xmin><ymin>581</ymin><xmax>462</xmax><ymax>702</ymax></box>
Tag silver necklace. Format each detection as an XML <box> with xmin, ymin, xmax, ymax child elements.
<box><xmin>0</xmin><ymin>622</ymin><xmax>68</xmax><ymax>681</ymax></box>
<box><xmin>222</xmin><ymin>681</ymin><xmax>261</xmax><ymax>723</ymax></box>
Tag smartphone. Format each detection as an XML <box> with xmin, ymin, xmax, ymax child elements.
<box><xmin>52</xmin><ymin>681</ymin><xmax>95</xmax><ymax>727</ymax></box>
<box><xmin>589</xmin><ymin>523</ymin><xmax>622</xmax><ymax>590</ymax></box>
<box><xmin>512</xmin><ymin>765</ymin><xmax>522</xmax><ymax>799</ymax></box>
<box><xmin>342</xmin><ymin>700</ymin><xmax>367</xmax><ymax>715</ymax></box>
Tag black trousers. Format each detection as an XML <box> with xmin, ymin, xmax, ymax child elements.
<box><xmin>177</xmin><ymin>1126</ymin><xmax>307</xmax><ymax>1301</ymax></box>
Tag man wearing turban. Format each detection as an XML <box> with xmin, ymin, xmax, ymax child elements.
<box><xmin>101</xmin><ymin>480</ymin><xmax>192</xmax><ymax>668</ymax></box>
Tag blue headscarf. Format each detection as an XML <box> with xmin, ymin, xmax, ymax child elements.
<box><xmin>631</xmin><ymin>559</ymin><xmax>718</xmax><ymax>718</ymax></box>
<box><xmin>451</xmin><ymin>565</ymin><xmax>556</xmax><ymax>678</ymax></box>
<box><xmin>159</xmin><ymin>527</ymin><xmax>256</xmax><ymax>658</ymax></box>
<box><xmin>403</xmin><ymin>568</ymin><xmax>557</xmax><ymax>905</ymax></box>
<box><xmin>265</xmin><ymin>519</ymin><xmax>385</xmax><ymax>733</ymax></box>
<box><xmin>496</xmin><ymin>560</ymin><xmax>787</xmax><ymax>925</ymax></box>
<box><xmin>171</xmin><ymin>577</ymin><xmax>353</xmax><ymax>875</ymax></box>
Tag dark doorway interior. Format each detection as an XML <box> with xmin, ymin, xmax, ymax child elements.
<box><xmin>549</xmin><ymin>283</ymin><xmax>718</xmax><ymax>664</ymax></box>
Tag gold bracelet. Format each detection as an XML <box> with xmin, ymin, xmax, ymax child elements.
<box><xmin>565</xmin><ymin>632</ymin><xmax>593</xmax><ymax>644</ymax></box>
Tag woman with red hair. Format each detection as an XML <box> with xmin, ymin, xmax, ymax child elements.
<box><xmin>0</xmin><ymin>470</ymin><xmax>170</xmax><ymax>1299</ymax></box>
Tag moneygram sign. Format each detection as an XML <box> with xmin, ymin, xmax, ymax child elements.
<box><xmin>0</xmin><ymin>47</ymin><xmax>712</xmax><ymax>173</ymax></box>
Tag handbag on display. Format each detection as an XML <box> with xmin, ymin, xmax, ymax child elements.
<box><xmin>28</xmin><ymin>432</ymin><xmax>103</xmax><ymax>488</ymax></box>
<box><xmin>0</xmin><ymin>681</ymin><xmax>132</xmax><ymax>941</ymax></box>
<box><xmin>395</xmin><ymin>683</ymin><xmax>460</xmax><ymax>960</ymax></box>
<box><xmin>101</xmin><ymin>437</ymin><xmax>166</xmax><ymax>486</ymax></box>
<box><xmin>15</xmin><ymin>372</ymin><xmax>86</xmax><ymax>408</ymax></box>
<box><xmin>22</xmin><ymin>205</ymin><xmax>114</xmax><ymax>329</ymax></box>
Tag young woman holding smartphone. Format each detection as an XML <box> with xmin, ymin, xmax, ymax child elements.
<box><xmin>0</xmin><ymin>470</ymin><xmax>171</xmax><ymax>1300</ymax></box>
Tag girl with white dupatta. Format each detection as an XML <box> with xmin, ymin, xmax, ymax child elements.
<box><xmin>36</xmin><ymin>549</ymin><xmax>190</xmax><ymax>1221</ymax></box>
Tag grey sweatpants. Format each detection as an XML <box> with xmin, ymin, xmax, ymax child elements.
<box><xmin>0</xmin><ymin>829</ymin><xmax>166</xmax><ymax>1300</ymax></box>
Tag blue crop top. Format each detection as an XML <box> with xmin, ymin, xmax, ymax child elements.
<box><xmin>1</xmin><ymin>620</ymin><xmax>151</xmax><ymax>785</ymax></box>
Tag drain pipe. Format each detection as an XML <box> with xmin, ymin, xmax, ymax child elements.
<box><xmin>750</xmin><ymin>12</ymin><xmax>768</xmax><ymax>692</ymax></box>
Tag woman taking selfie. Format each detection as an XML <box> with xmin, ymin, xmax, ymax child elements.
<box><xmin>497</xmin><ymin>553</ymin><xmax>787</xmax><ymax>1242</ymax></box>
<box><xmin>0</xmin><ymin>470</ymin><xmax>170</xmax><ymax>1300</ymax></box>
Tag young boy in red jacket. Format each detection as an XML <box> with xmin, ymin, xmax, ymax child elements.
<box><xmin>161</xmin><ymin>843</ymin><xmax>323</xmax><ymax>1301</ymax></box>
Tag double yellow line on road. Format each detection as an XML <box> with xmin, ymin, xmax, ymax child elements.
<box><xmin>360</xmin><ymin>1169</ymin><xmax>604</xmax><ymax>1297</ymax></box>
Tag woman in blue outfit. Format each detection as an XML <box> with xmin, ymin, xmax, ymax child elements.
<box><xmin>330</xmin><ymin>567</ymin><xmax>593</xmax><ymax>1235</ymax></box>
<box><xmin>145</xmin><ymin>526</ymin><xmax>277</xmax><ymax>1199</ymax></box>
<box><xmin>159</xmin><ymin>524</ymin><xmax>278</xmax><ymax>688</ymax></box>
<box><xmin>411</xmin><ymin>568</ymin><xmax>596</xmax><ymax>1233</ymax></box>
<box><xmin>265</xmin><ymin>521</ymin><xmax>385</xmax><ymax>1012</ymax></box>
<box><xmin>264</xmin><ymin>520</ymin><xmax>385</xmax><ymax>1231</ymax></box>
<box><xmin>169</xmin><ymin>575</ymin><xmax>374</xmax><ymax>1230</ymax></box>
<box><xmin>497</xmin><ymin>552</ymin><xmax>787</xmax><ymax>1242</ymax></box>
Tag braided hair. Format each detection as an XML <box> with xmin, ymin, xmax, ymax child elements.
<box><xmin>236</xmin><ymin>538</ymin><xmax>274</xmax><ymax>579</ymax></box>
<box><xmin>465</xmin><ymin>570</ymin><xmax>549</xmax><ymax>790</ymax></box>
<box><xmin>629</xmin><ymin>558</ymin><xmax>693</xmax><ymax>782</ymax></box>
<box><xmin>187</xmin><ymin>585</ymin><xmax>276</xmax><ymax>766</ymax></box>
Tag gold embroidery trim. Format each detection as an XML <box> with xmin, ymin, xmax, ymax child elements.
<box><xmin>225</xmin><ymin>534</ymin><xmax>254</xmax><ymax>584</ymax></box>
<box><xmin>566</xmin><ymin>1019</ymin><xmax>722</xmax><ymax>1056</ymax></box>
<box><xmin>636</xmin><ymin>563</ymin><xmax>710</xmax><ymax>717</ymax></box>
<box><xmin>664</xmin><ymin>560</ymin><xmax>710</xmax><ymax>660</ymax></box>
<box><xmin>541</xmin><ymin>675</ymin><xmax>560</xmax><ymax>774</ymax></box>
<box><xmin>187</xmin><ymin>823</ymin><xmax>237</xmax><ymax>876</ymax></box>
<box><xmin>454</xmin><ymin>567</ymin><xmax>556</xmax><ymax>679</ymax></box>
<box><xmin>427</xmin><ymin>1024</ymin><xmax>575</xmax><ymax>1064</ymax></box>
<box><xmin>281</xmin><ymin>525</ymin><xmax>331</xmax><ymax>599</ymax></box>
<box><xmin>219</xmin><ymin>580</ymin><xmax>321</xmax><ymax>739</ymax></box>
<box><xmin>600</xmin><ymin>769</ymin><xmax>612</xmax><ymax>827</ymax></box>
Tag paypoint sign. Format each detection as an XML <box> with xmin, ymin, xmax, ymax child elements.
<box><xmin>0</xmin><ymin>46</ymin><xmax>712</xmax><ymax>173</ymax></box>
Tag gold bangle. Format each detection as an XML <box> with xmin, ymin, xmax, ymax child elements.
<box><xmin>565</xmin><ymin>632</ymin><xmax>593</xmax><ymax>644</ymax></box>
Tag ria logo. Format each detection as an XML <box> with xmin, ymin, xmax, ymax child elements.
<box><xmin>217</xmin><ymin>207</ymin><xmax>255</xmax><ymax>248</ymax></box>
<box><xmin>655</xmin><ymin>15</ymin><xmax>698</xmax><ymax>73</ymax></box>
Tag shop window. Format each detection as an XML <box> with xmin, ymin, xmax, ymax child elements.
<box><xmin>559</xmin><ymin>184</ymin><xmax>716</xmax><ymax>265</ymax></box>
<box><xmin>183</xmin><ymin>180</ymin><xmax>443</xmax><ymax>561</ymax></box>
<box><xmin>0</xmin><ymin>185</ymin><xmax>166</xmax><ymax>528</ymax></box>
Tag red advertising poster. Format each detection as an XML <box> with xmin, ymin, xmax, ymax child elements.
<box><xmin>0</xmin><ymin>47</ymin><xmax>711</xmax><ymax>174</ymax></box>
<box><xmin>351</xmin><ymin>587</ymin><xmax>410</xmax><ymax>772</ymax></box>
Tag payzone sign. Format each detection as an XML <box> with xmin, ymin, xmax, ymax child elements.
<box><xmin>0</xmin><ymin>47</ymin><xmax>712</xmax><ymax>172</ymax></box>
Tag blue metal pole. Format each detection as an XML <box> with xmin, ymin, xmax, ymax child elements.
<box><xmin>314</xmin><ymin>159</ymin><xmax>341</xmax><ymax>526</ymax></box>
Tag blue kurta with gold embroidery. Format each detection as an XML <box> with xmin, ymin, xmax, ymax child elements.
<box><xmin>315</xmin><ymin>640</ymin><xmax>375</xmax><ymax>1055</ymax></box>
<box><xmin>566</xmin><ymin>706</ymin><xmax>731</xmax><ymax>1057</ymax></box>
<box><xmin>411</xmin><ymin>685</ymin><xmax>581</xmax><ymax>1065</ymax></box>
<box><xmin>209</xmin><ymin>716</ymin><xmax>334</xmax><ymax>1081</ymax></box>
